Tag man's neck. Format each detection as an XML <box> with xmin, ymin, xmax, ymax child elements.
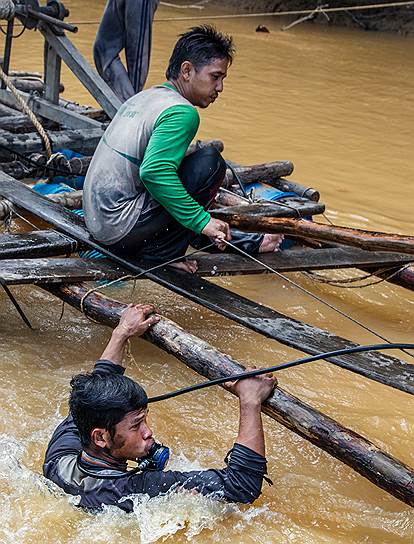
<box><xmin>82</xmin><ymin>446</ymin><xmax>127</xmax><ymax>470</ymax></box>
<box><xmin>167</xmin><ymin>79</ymin><xmax>187</xmax><ymax>100</ymax></box>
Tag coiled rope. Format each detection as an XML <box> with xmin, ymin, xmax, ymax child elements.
<box><xmin>0</xmin><ymin>65</ymin><xmax>52</xmax><ymax>157</ymax></box>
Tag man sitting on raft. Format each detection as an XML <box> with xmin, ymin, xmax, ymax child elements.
<box><xmin>43</xmin><ymin>304</ymin><xmax>276</xmax><ymax>511</ymax></box>
<box><xmin>83</xmin><ymin>25</ymin><xmax>282</xmax><ymax>273</ymax></box>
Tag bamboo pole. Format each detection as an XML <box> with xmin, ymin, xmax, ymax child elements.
<box><xmin>211</xmin><ymin>212</ymin><xmax>414</xmax><ymax>255</ymax></box>
<box><xmin>44</xmin><ymin>282</ymin><xmax>414</xmax><ymax>507</ymax></box>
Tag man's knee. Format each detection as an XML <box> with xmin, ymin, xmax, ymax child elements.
<box><xmin>179</xmin><ymin>146</ymin><xmax>226</xmax><ymax>196</ymax></box>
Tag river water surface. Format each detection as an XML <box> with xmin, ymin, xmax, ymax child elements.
<box><xmin>1</xmin><ymin>2</ymin><xmax>414</xmax><ymax>543</ymax></box>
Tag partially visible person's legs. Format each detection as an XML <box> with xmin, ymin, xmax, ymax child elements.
<box><xmin>94</xmin><ymin>0</ymin><xmax>159</xmax><ymax>102</ymax></box>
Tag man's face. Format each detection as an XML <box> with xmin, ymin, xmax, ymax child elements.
<box><xmin>185</xmin><ymin>57</ymin><xmax>228</xmax><ymax>108</ymax></box>
<box><xmin>107</xmin><ymin>408</ymin><xmax>154</xmax><ymax>461</ymax></box>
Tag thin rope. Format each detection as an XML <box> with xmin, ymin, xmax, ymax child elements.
<box><xmin>79</xmin><ymin>243</ymin><xmax>215</xmax><ymax>318</ymax></box>
<box><xmin>0</xmin><ymin>64</ymin><xmax>52</xmax><ymax>157</ymax></box>
<box><xmin>7</xmin><ymin>205</ymin><xmax>41</xmax><ymax>231</ymax></box>
<box><xmin>9</xmin><ymin>0</ymin><xmax>410</xmax><ymax>27</ymax></box>
<box><xmin>151</xmin><ymin>1</ymin><xmax>414</xmax><ymax>21</ymax></box>
<box><xmin>303</xmin><ymin>262</ymin><xmax>413</xmax><ymax>289</ymax></box>
<box><xmin>222</xmin><ymin>239</ymin><xmax>414</xmax><ymax>359</ymax></box>
<box><xmin>160</xmin><ymin>0</ymin><xmax>209</xmax><ymax>8</ymax></box>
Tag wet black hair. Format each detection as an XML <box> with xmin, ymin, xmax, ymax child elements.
<box><xmin>69</xmin><ymin>371</ymin><xmax>148</xmax><ymax>448</ymax></box>
<box><xmin>166</xmin><ymin>25</ymin><xmax>235</xmax><ymax>80</ymax></box>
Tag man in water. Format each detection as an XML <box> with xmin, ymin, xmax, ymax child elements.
<box><xmin>43</xmin><ymin>304</ymin><xmax>276</xmax><ymax>512</ymax></box>
<box><xmin>84</xmin><ymin>25</ymin><xmax>282</xmax><ymax>273</ymax></box>
<box><xmin>94</xmin><ymin>0</ymin><xmax>160</xmax><ymax>102</ymax></box>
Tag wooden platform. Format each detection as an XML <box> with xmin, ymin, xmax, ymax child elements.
<box><xmin>0</xmin><ymin>173</ymin><xmax>413</xmax><ymax>396</ymax></box>
<box><xmin>0</xmin><ymin>247</ymin><xmax>412</xmax><ymax>283</ymax></box>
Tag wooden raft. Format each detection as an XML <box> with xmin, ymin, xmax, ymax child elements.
<box><xmin>0</xmin><ymin>173</ymin><xmax>413</xmax><ymax>396</ymax></box>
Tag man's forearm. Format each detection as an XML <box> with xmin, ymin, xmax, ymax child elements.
<box><xmin>99</xmin><ymin>327</ymin><xmax>129</xmax><ymax>364</ymax></box>
<box><xmin>235</xmin><ymin>400</ymin><xmax>265</xmax><ymax>457</ymax></box>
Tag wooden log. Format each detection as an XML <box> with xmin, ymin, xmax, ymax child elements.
<box><xmin>44</xmin><ymin>282</ymin><xmax>414</xmax><ymax>507</ymax></box>
<box><xmin>267</xmin><ymin>177</ymin><xmax>320</xmax><ymax>202</ymax></box>
<box><xmin>0</xmin><ymin>174</ymin><xmax>412</xmax><ymax>395</ymax></box>
<box><xmin>0</xmin><ymin>127</ymin><xmax>104</xmax><ymax>157</ymax></box>
<box><xmin>224</xmin><ymin>161</ymin><xmax>294</xmax><ymax>186</ymax></box>
<box><xmin>9</xmin><ymin>77</ymin><xmax>64</xmax><ymax>95</ymax></box>
<box><xmin>0</xmin><ymin>139</ymin><xmax>224</xmax><ymax>180</ymax></box>
<box><xmin>0</xmin><ymin>114</ymin><xmax>58</xmax><ymax>133</ymax></box>
<box><xmin>211</xmin><ymin>213</ymin><xmax>414</xmax><ymax>256</ymax></box>
<box><xmin>213</xmin><ymin>201</ymin><xmax>325</xmax><ymax>219</ymax></box>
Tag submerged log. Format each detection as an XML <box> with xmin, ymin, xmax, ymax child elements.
<box><xmin>44</xmin><ymin>282</ymin><xmax>414</xmax><ymax>507</ymax></box>
<box><xmin>212</xmin><ymin>213</ymin><xmax>414</xmax><ymax>255</ymax></box>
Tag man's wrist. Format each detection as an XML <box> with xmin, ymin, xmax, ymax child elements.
<box><xmin>112</xmin><ymin>324</ymin><xmax>132</xmax><ymax>343</ymax></box>
<box><xmin>239</xmin><ymin>397</ymin><xmax>262</xmax><ymax>410</ymax></box>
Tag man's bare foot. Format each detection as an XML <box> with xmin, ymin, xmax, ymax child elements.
<box><xmin>258</xmin><ymin>234</ymin><xmax>284</xmax><ymax>253</ymax></box>
<box><xmin>169</xmin><ymin>260</ymin><xmax>198</xmax><ymax>273</ymax></box>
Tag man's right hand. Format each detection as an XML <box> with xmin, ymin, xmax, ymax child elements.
<box><xmin>201</xmin><ymin>217</ymin><xmax>231</xmax><ymax>250</ymax></box>
<box><xmin>116</xmin><ymin>304</ymin><xmax>160</xmax><ymax>340</ymax></box>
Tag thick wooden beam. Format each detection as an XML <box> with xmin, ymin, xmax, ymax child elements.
<box><xmin>0</xmin><ymin>247</ymin><xmax>412</xmax><ymax>283</ymax></box>
<box><xmin>44</xmin><ymin>282</ymin><xmax>414</xmax><ymax>507</ymax></box>
<box><xmin>0</xmin><ymin>231</ymin><xmax>79</xmax><ymax>259</ymax></box>
<box><xmin>195</xmin><ymin>247</ymin><xmax>414</xmax><ymax>276</ymax></box>
<box><xmin>0</xmin><ymin>175</ymin><xmax>412</xmax><ymax>395</ymax></box>
<box><xmin>0</xmin><ymin>89</ymin><xmax>104</xmax><ymax>130</ymax></box>
<box><xmin>0</xmin><ymin>257</ymin><xmax>124</xmax><ymax>284</ymax></box>
<box><xmin>212</xmin><ymin>213</ymin><xmax>414</xmax><ymax>255</ymax></box>
<box><xmin>39</xmin><ymin>25</ymin><xmax>122</xmax><ymax>118</ymax></box>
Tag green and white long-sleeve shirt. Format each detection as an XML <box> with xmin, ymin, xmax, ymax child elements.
<box><xmin>83</xmin><ymin>83</ymin><xmax>211</xmax><ymax>245</ymax></box>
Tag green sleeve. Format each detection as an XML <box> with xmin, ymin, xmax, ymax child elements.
<box><xmin>139</xmin><ymin>104</ymin><xmax>211</xmax><ymax>234</ymax></box>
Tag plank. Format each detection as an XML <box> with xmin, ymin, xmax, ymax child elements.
<box><xmin>195</xmin><ymin>246</ymin><xmax>414</xmax><ymax>276</ymax></box>
<box><xmin>0</xmin><ymin>257</ymin><xmax>125</xmax><ymax>284</ymax></box>
<box><xmin>0</xmin><ymin>230</ymin><xmax>78</xmax><ymax>259</ymax></box>
<box><xmin>0</xmin><ymin>173</ymin><xmax>412</xmax><ymax>395</ymax></box>
<box><xmin>39</xmin><ymin>25</ymin><xmax>121</xmax><ymax>119</ymax></box>
<box><xmin>1</xmin><ymin>246</ymin><xmax>412</xmax><ymax>283</ymax></box>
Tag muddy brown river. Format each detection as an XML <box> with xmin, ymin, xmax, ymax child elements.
<box><xmin>1</xmin><ymin>2</ymin><xmax>413</xmax><ymax>542</ymax></box>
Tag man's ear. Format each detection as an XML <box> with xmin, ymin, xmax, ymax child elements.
<box><xmin>90</xmin><ymin>428</ymin><xmax>111</xmax><ymax>449</ymax></box>
<box><xmin>180</xmin><ymin>61</ymin><xmax>193</xmax><ymax>81</ymax></box>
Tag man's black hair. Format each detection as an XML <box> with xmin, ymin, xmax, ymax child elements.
<box><xmin>69</xmin><ymin>371</ymin><xmax>148</xmax><ymax>447</ymax></box>
<box><xmin>166</xmin><ymin>25</ymin><xmax>235</xmax><ymax>80</ymax></box>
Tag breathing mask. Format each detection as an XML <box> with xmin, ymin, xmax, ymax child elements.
<box><xmin>137</xmin><ymin>442</ymin><xmax>170</xmax><ymax>471</ymax></box>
